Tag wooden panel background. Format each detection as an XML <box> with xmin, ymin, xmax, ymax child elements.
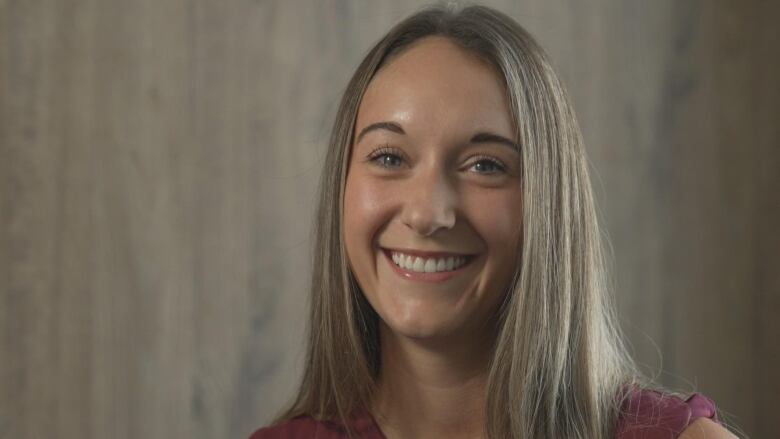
<box><xmin>0</xmin><ymin>1</ymin><xmax>777</xmax><ymax>438</ymax></box>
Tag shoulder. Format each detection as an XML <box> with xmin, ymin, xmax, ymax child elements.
<box><xmin>679</xmin><ymin>418</ymin><xmax>738</xmax><ymax>439</ymax></box>
<box><xmin>615</xmin><ymin>388</ymin><xmax>734</xmax><ymax>439</ymax></box>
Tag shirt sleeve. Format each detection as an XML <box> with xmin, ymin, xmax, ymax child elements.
<box><xmin>615</xmin><ymin>389</ymin><xmax>720</xmax><ymax>439</ymax></box>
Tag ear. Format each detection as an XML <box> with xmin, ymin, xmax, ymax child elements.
<box><xmin>678</xmin><ymin>418</ymin><xmax>739</xmax><ymax>439</ymax></box>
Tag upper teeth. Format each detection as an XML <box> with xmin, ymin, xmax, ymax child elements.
<box><xmin>391</xmin><ymin>252</ymin><xmax>468</xmax><ymax>273</ymax></box>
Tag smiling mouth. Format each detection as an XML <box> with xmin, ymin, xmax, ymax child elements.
<box><xmin>381</xmin><ymin>247</ymin><xmax>477</xmax><ymax>276</ymax></box>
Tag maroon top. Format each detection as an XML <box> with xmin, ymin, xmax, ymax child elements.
<box><xmin>250</xmin><ymin>389</ymin><xmax>720</xmax><ymax>439</ymax></box>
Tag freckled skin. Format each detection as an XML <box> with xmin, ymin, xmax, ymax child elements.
<box><xmin>343</xmin><ymin>36</ymin><xmax>523</xmax><ymax>343</ymax></box>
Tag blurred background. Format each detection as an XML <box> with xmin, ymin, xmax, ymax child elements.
<box><xmin>1</xmin><ymin>1</ymin><xmax>777</xmax><ymax>438</ymax></box>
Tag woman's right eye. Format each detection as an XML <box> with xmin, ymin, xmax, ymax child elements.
<box><xmin>367</xmin><ymin>146</ymin><xmax>405</xmax><ymax>169</ymax></box>
<box><xmin>372</xmin><ymin>153</ymin><xmax>403</xmax><ymax>168</ymax></box>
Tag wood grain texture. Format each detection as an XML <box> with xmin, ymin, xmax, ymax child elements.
<box><xmin>0</xmin><ymin>1</ymin><xmax>776</xmax><ymax>438</ymax></box>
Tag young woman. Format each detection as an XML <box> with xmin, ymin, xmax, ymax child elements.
<box><xmin>252</xmin><ymin>4</ymin><xmax>737</xmax><ymax>438</ymax></box>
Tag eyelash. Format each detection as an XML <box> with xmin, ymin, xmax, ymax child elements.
<box><xmin>365</xmin><ymin>145</ymin><xmax>507</xmax><ymax>175</ymax></box>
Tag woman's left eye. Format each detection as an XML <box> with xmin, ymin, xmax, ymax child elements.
<box><xmin>468</xmin><ymin>157</ymin><xmax>506</xmax><ymax>175</ymax></box>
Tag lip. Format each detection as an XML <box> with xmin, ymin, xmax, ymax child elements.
<box><xmin>381</xmin><ymin>248</ymin><xmax>477</xmax><ymax>283</ymax></box>
<box><xmin>381</xmin><ymin>246</ymin><xmax>475</xmax><ymax>259</ymax></box>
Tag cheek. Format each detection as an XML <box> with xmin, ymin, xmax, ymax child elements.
<box><xmin>470</xmin><ymin>190</ymin><xmax>523</xmax><ymax>313</ymax></box>
<box><xmin>468</xmin><ymin>189</ymin><xmax>523</xmax><ymax>257</ymax></box>
<box><xmin>343</xmin><ymin>173</ymin><xmax>396</xmax><ymax>260</ymax></box>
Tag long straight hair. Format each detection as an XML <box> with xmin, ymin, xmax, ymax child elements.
<box><xmin>273</xmin><ymin>3</ymin><xmax>643</xmax><ymax>438</ymax></box>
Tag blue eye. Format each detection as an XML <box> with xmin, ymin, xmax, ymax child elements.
<box><xmin>365</xmin><ymin>147</ymin><xmax>507</xmax><ymax>175</ymax></box>
<box><xmin>469</xmin><ymin>156</ymin><xmax>506</xmax><ymax>175</ymax></box>
<box><xmin>367</xmin><ymin>146</ymin><xmax>405</xmax><ymax>169</ymax></box>
<box><xmin>373</xmin><ymin>153</ymin><xmax>403</xmax><ymax>168</ymax></box>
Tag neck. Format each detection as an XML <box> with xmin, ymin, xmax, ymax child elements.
<box><xmin>371</xmin><ymin>322</ymin><xmax>495</xmax><ymax>439</ymax></box>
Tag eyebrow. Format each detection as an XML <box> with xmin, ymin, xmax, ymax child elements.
<box><xmin>356</xmin><ymin>121</ymin><xmax>520</xmax><ymax>151</ymax></box>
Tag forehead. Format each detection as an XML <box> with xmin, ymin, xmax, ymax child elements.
<box><xmin>356</xmin><ymin>36</ymin><xmax>513</xmax><ymax>140</ymax></box>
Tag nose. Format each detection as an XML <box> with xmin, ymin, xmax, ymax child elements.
<box><xmin>401</xmin><ymin>166</ymin><xmax>457</xmax><ymax>236</ymax></box>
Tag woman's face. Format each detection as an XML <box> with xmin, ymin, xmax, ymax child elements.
<box><xmin>343</xmin><ymin>36</ymin><xmax>523</xmax><ymax>341</ymax></box>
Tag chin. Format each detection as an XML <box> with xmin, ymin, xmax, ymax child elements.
<box><xmin>380</xmin><ymin>307</ymin><xmax>462</xmax><ymax>341</ymax></box>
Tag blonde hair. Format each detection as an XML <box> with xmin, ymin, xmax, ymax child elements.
<box><xmin>273</xmin><ymin>3</ymin><xmax>643</xmax><ymax>438</ymax></box>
